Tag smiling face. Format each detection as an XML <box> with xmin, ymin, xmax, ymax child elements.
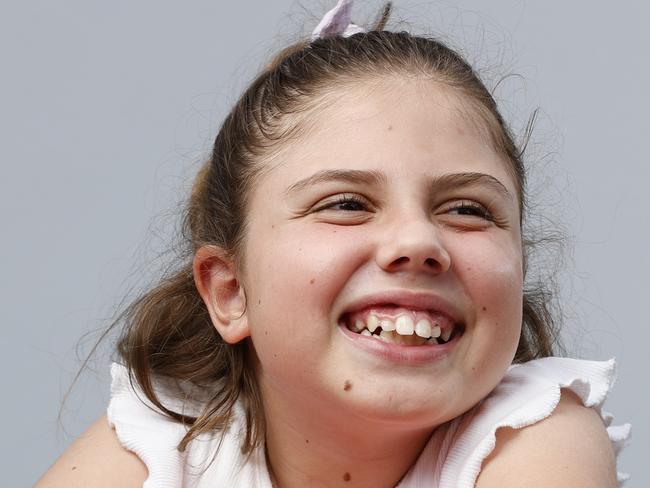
<box><xmin>237</xmin><ymin>78</ymin><xmax>523</xmax><ymax>429</ymax></box>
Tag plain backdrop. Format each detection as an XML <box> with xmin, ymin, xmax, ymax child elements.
<box><xmin>1</xmin><ymin>1</ymin><xmax>646</xmax><ymax>485</ymax></box>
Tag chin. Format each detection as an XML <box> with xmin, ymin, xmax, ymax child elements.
<box><xmin>329</xmin><ymin>379</ymin><xmax>463</xmax><ymax>430</ymax></box>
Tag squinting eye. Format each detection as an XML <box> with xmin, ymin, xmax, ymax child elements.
<box><xmin>316</xmin><ymin>194</ymin><xmax>368</xmax><ymax>212</ymax></box>
<box><xmin>446</xmin><ymin>201</ymin><xmax>493</xmax><ymax>220</ymax></box>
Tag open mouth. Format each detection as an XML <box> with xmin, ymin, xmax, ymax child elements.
<box><xmin>340</xmin><ymin>305</ymin><xmax>464</xmax><ymax>346</ymax></box>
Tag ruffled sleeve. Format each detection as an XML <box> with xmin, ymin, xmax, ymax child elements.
<box><xmin>435</xmin><ymin>357</ymin><xmax>631</xmax><ymax>488</ymax></box>
<box><xmin>106</xmin><ymin>362</ymin><xmax>192</xmax><ymax>487</ymax></box>
<box><xmin>106</xmin><ymin>362</ymin><xmax>273</xmax><ymax>488</ymax></box>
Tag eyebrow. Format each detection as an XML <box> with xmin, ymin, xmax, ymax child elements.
<box><xmin>285</xmin><ymin>168</ymin><xmax>513</xmax><ymax>201</ymax></box>
<box><xmin>429</xmin><ymin>172</ymin><xmax>514</xmax><ymax>201</ymax></box>
<box><xmin>285</xmin><ymin>169</ymin><xmax>388</xmax><ymax>195</ymax></box>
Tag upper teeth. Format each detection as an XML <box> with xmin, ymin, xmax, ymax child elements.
<box><xmin>366</xmin><ymin>315</ymin><xmax>380</xmax><ymax>332</ymax></box>
<box><xmin>440</xmin><ymin>327</ymin><xmax>452</xmax><ymax>342</ymax></box>
<box><xmin>345</xmin><ymin>309</ymin><xmax>454</xmax><ymax>341</ymax></box>
<box><xmin>415</xmin><ymin>319</ymin><xmax>432</xmax><ymax>338</ymax></box>
<box><xmin>380</xmin><ymin>318</ymin><xmax>396</xmax><ymax>332</ymax></box>
<box><xmin>395</xmin><ymin>316</ymin><xmax>414</xmax><ymax>335</ymax></box>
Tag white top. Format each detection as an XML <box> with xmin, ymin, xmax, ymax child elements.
<box><xmin>107</xmin><ymin>357</ymin><xmax>631</xmax><ymax>487</ymax></box>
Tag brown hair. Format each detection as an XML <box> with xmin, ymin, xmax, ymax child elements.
<box><xmin>109</xmin><ymin>3</ymin><xmax>563</xmax><ymax>457</ymax></box>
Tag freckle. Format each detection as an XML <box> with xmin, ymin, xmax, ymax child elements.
<box><xmin>387</xmin><ymin>125</ymin><xmax>393</xmax><ymax>131</ymax></box>
<box><xmin>258</xmin><ymin>299</ymin><xmax>261</xmax><ymax>305</ymax></box>
<box><xmin>71</xmin><ymin>466</ymin><xmax>77</xmax><ymax>471</ymax></box>
<box><xmin>343</xmin><ymin>380</ymin><xmax>352</xmax><ymax>391</ymax></box>
<box><xmin>305</xmin><ymin>439</ymin><xmax>310</xmax><ymax>444</ymax></box>
<box><xmin>264</xmin><ymin>330</ymin><xmax>268</xmax><ymax>335</ymax></box>
<box><xmin>466</xmin><ymin>267</ymin><xmax>472</xmax><ymax>271</ymax></box>
<box><xmin>482</xmin><ymin>306</ymin><xmax>487</xmax><ymax>311</ymax></box>
<box><xmin>343</xmin><ymin>472</ymin><xmax>351</xmax><ymax>481</ymax></box>
<box><xmin>310</xmin><ymin>278</ymin><xmax>315</xmax><ymax>284</ymax></box>
<box><xmin>271</xmin><ymin>224</ymin><xmax>275</xmax><ymax>229</ymax></box>
<box><xmin>273</xmin><ymin>353</ymin><xmax>277</xmax><ymax>358</ymax></box>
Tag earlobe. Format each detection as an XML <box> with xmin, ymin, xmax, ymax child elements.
<box><xmin>192</xmin><ymin>245</ymin><xmax>250</xmax><ymax>344</ymax></box>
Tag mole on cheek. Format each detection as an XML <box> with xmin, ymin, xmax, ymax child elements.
<box><xmin>482</xmin><ymin>306</ymin><xmax>487</xmax><ymax>311</ymax></box>
<box><xmin>343</xmin><ymin>380</ymin><xmax>352</xmax><ymax>392</ymax></box>
<box><xmin>343</xmin><ymin>472</ymin><xmax>351</xmax><ymax>481</ymax></box>
<box><xmin>310</xmin><ymin>278</ymin><xmax>316</xmax><ymax>285</ymax></box>
<box><xmin>387</xmin><ymin>125</ymin><xmax>393</xmax><ymax>131</ymax></box>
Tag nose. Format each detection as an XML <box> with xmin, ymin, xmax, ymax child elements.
<box><xmin>375</xmin><ymin>214</ymin><xmax>451</xmax><ymax>275</ymax></box>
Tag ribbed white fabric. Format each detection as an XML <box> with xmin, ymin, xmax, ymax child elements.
<box><xmin>107</xmin><ymin>357</ymin><xmax>631</xmax><ymax>487</ymax></box>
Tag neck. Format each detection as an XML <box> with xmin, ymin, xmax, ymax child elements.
<box><xmin>262</xmin><ymin>387</ymin><xmax>434</xmax><ymax>488</ymax></box>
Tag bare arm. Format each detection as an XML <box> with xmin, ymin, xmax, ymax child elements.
<box><xmin>35</xmin><ymin>414</ymin><xmax>148</xmax><ymax>488</ymax></box>
<box><xmin>476</xmin><ymin>389</ymin><xmax>617</xmax><ymax>488</ymax></box>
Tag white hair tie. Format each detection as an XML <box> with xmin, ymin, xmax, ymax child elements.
<box><xmin>311</xmin><ymin>0</ymin><xmax>366</xmax><ymax>41</ymax></box>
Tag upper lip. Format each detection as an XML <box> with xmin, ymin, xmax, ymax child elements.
<box><xmin>338</xmin><ymin>289</ymin><xmax>464</xmax><ymax>324</ymax></box>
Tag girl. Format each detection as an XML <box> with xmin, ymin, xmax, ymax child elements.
<box><xmin>36</xmin><ymin>1</ymin><xmax>630</xmax><ymax>487</ymax></box>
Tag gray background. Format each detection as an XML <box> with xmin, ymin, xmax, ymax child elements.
<box><xmin>1</xmin><ymin>0</ymin><xmax>646</xmax><ymax>486</ymax></box>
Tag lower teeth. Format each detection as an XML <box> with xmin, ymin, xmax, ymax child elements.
<box><xmin>347</xmin><ymin>322</ymin><xmax>460</xmax><ymax>345</ymax></box>
<box><xmin>358</xmin><ymin>328</ymin><xmax>440</xmax><ymax>345</ymax></box>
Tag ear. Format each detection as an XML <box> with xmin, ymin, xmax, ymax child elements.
<box><xmin>193</xmin><ymin>245</ymin><xmax>250</xmax><ymax>344</ymax></box>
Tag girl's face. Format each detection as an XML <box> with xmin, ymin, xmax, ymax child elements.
<box><xmin>240</xmin><ymin>79</ymin><xmax>523</xmax><ymax>428</ymax></box>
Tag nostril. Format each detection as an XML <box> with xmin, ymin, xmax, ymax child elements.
<box><xmin>394</xmin><ymin>256</ymin><xmax>409</xmax><ymax>266</ymax></box>
<box><xmin>424</xmin><ymin>257</ymin><xmax>437</xmax><ymax>268</ymax></box>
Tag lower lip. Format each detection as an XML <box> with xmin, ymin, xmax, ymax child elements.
<box><xmin>338</xmin><ymin>323</ymin><xmax>460</xmax><ymax>364</ymax></box>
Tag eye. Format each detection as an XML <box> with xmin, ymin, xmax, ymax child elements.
<box><xmin>314</xmin><ymin>193</ymin><xmax>369</xmax><ymax>212</ymax></box>
<box><xmin>445</xmin><ymin>200</ymin><xmax>493</xmax><ymax>221</ymax></box>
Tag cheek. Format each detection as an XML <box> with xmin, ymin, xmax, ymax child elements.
<box><xmin>448</xmin><ymin>234</ymin><xmax>523</xmax><ymax>401</ymax></box>
<box><xmin>451</xmin><ymin>233</ymin><xmax>523</xmax><ymax>347</ymax></box>
<box><xmin>452</xmin><ymin>230</ymin><xmax>522</xmax><ymax>299</ymax></box>
<box><xmin>242</xmin><ymin>225</ymin><xmax>364</xmax><ymax>354</ymax></box>
<box><xmin>242</xmin><ymin>224</ymin><xmax>370</xmax><ymax>395</ymax></box>
<box><xmin>247</xmin><ymin>224</ymin><xmax>365</xmax><ymax>297</ymax></box>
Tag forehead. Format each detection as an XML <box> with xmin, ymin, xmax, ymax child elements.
<box><xmin>259</xmin><ymin>78</ymin><xmax>518</xmax><ymax>196</ymax></box>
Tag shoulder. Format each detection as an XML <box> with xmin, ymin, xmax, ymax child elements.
<box><xmin>475</xmin><ymin>389</ymin><xmax>617</xmax><ymax>488</ymax></box>
<box><xmin>35</xmin><ymin>414</ymin><xmax>148</xmax><ymax>488</ymax></box>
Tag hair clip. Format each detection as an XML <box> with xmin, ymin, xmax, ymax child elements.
<box><xmin>311</xmin><ymin>0</ymin><xmax>366</xmax><ymax>41</ymax></box>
